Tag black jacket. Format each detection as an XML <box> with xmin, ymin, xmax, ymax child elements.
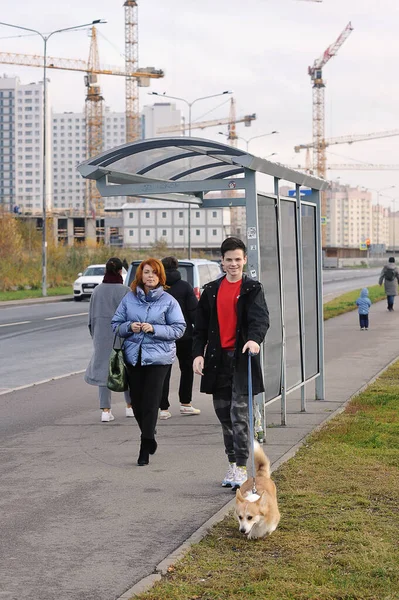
<box><xmin>164</xmin><ymin>269</ymin><xmax>198</xmax><ymax>341</ymax></box>
<box><xmin>192</xmin><ymin>274</ymin><xmax>269</xmax><ymax>396</ymax></box>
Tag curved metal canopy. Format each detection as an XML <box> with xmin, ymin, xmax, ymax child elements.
<box><xmin>77</xmin><ymin>137</ymin><xmax>327</xmax><ymax>194</ymax></box>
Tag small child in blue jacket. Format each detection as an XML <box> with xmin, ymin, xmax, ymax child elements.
<box><xmin>355</xmin><ymin>288</ymin><xmax>372</xmax><ymax>330</ymax></box>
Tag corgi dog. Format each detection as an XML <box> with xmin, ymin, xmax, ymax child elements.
<box><xmin>235</xmin><ymin>441</ymin><xmax>280</xmax><ymax>539</ymax></box>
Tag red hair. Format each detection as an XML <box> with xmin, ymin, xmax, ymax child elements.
<box><xmin>130</xmin><ymin>258</ymin><xmax>166</xmax><ymax>294</ymax></box>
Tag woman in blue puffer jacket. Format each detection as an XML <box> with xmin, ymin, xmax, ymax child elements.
<box><xmin>112</xmin><ymin>258</ymin><xmax>186</xmax><ymax>466</ymax></box>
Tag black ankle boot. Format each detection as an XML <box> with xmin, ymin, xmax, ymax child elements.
<box><xmin>137</xmin><ymin>441</ymin><xmax>149</xmax><ymax>466</ymax></box>
<box><xmin>146</xmin><ymin>438</ymin><xmax>157</xmax><ymax>455</ymax></box>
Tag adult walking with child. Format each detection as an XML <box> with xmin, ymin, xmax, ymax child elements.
<box><xmin>379</xmin><ymin>256</ymin><xmax>399</xmax><ymax>311</ymax></box>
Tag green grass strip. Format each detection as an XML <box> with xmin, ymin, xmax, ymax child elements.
<box><xmin>323</xmin><ymin>284</ymin><xmax>386</xmax><ymax>321</ymax></box>
<box><xmin>134</xmin><ymin>361</ymin><xmax>399</xmax><ymax>600</ymax></box>
<box><xmin>0</xmin><ymin>286</ymin><xmax>72</xmax><ymax>302</ymax></box>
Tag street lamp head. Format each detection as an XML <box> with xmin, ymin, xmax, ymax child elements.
<box><xmin>222</xmin><ymin>90</ymin><xmax>233</xmax><ymax>95</ymax></box>
<box><xmin>271</xmin><ymin>130</ymin><xmax>279</xmax><ymax>134</ymax></box>
<box><xmin>92</xmin><ymin>19</ymin><xmax>107</xmax><ymax>24</ymax></box>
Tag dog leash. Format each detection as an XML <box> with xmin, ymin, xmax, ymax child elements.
<box><xmin>247</xmin><ymin>351</ymin><xmax>257</xmax><ymax>495</ymax></box>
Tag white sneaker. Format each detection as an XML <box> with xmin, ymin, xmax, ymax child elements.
<box><xmin>101</xmin><ymin>411</ymin><xmax>115</xmax><ymax>422</ymax></box>
<box><xmin>159</xmin><ymin>410</ymin><xmax>172</xmax><ymax>420</ymax></box>
<box><xmin>180</xmin><ymin>405</ymin><xmax>201</xmax><ymax>415</ymax></box>
<box><xmin>222</xmin><ymin>463</ymin><xmax>237</xmax><ymax>487</ymax></box>
<box><xmin>233</xmin><ymin>466</ymin><xmax>248</xmax><ymax>490</ymax></box>
<box><xmin>125</xmin><ymin>407</ymin><xmax>134</xmax><ymax>418</ymax></box>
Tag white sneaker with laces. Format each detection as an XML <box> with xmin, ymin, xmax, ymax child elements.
<box><xmin>159</xmin><ymin>410</ymin><xmax>172</xmax><ymax>420</ymax></box>
<box><xmin>233</xmin><ymin>466</ymin><xmax>248</xmax><ymax>490</ymax></box>
<box><xmin>125</xmin><ymin>407</ymin><xmax>134</xmax><ymax>418</ymax></box>
<box><xmin>221</xmin><ymin>463</ymin><xmax>237</xmax><ymax>487</ymax></box>
<box><xmin>180</xmin><ymin>405</ymin><xmax>201</xmax><ymax>415</ymax></box>
<box><xmin>101</xmin><ymin>411</ymin><xmax>115</xmax><ymax>423</ymax></box>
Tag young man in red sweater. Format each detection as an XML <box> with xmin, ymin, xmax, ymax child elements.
<box><xmin>193</xmin><ymin>237</ymin><xmax>269</xmax><ymax>489</ymax></box>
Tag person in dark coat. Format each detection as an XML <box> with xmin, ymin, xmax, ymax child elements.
<box><xmin>378</xmin><ymin>256</ymin><xmax>399</xmax><ymax>311</ymax></box>
<box><xmin>193</xmin><ymin>237</ymin><xmax>269</xmax><ymax>490</ymax></box>
<box><xmin>159</xmin><ymin>256</ymin><xmax>200</xmax><ymax>418</ymax></box>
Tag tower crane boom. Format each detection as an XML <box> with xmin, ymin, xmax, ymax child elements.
<box><xmin>157</xmin><ymin>111</ymin><xmax>256</xmax><ymax>134</ymax></box>
<box><xmin>295</xmin><ymin>129</ymin><xmax>399</xmax><ymax>152</ymax></box>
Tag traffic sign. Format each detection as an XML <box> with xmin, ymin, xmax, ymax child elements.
<box><xmin>359</xmin><ymin>243</ymin><xmax>367</xmax><ymax>251</ymax></box>
<box><xmin>321</xmin><ymin>216</ymin><xmax>327</xmax><ymax>225</ymax></box>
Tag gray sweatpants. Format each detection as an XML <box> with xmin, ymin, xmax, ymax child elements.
<box><xmin>98</xmin><ymin>386</ymin><xmax>131</xmax><ymax>410</ymax></box>
<box><xmin>212</xmin><ymin>389</ymin><xmax>249</xmax><ymax>467</ymax></box>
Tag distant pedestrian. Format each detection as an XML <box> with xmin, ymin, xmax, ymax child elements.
<box><xmin>378</xmin><ymin>257</ymin><xmax>399</xmax><ymax>311</ymax></box>
<box><xmin>111</xmin><ymin>258</ymin><xmax>186</xmax><ymax>466</ymax></box>
<box><xmin>85</xmin><ymin>257</ymin><xmax>133</xmax><ymax>422</ymax></box>
<box><xmin>193</xmin><ymin>237</ymin><xmax>269</xmax><ymax>490</ymax></box>
<box><xmin>159</xmin><ymin>256</ymin><xmax>200</xmax><ymax>419</ymax></box>
<box><xmin>355</xmin><ymin>288</ymin><xmax>372</xmax><ymax>330</ymax></box>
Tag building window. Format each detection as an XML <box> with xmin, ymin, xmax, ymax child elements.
<box><xmin>145</xmin><ymin>212</ymin><xmax>150</xmax><ymax>218</ymax></box>
<box><xmin>162</xmin><ymin>211</ymin><xmax>166</xmax><ymax>218</ymax></box>
<box><xmin>195</xmin><ymin>211</ymin><xmax>200</xmax><ymax>218</ymax></box>
<box><xmin>129</xmin><ymin>230</ymin><xmax>134</xmax><ymax>236</ymax></box>
<box><xmin>129</xmin><ymin>212</ymin><xmax>133</xmax><ymax>218</ymax></box>
<box><xmin>162</xmin><ymin>229</ymin><xmax>167</xmax><ymax>236</ymax></box>
<box><xmin>146</xmin><ymin>230</ymin><xmax>150</xmax><ymax>236</ymax></box>
<box><xmin>179</xmin><ymin>211</ymin><xmax>183</xmax><ymax>218</ymax></box>
<box><xmin>196</xmin><ymin>229</ymin><xmax>200</xmax><ymax>236</ymax></box>
<box><xmin>213</xmin><ymin>229</ymin><xmax>217</xmax><ymax>236</ymax></box>
<box><xmin>179</xmin><ymin>229</ymin><xmax>183</xmax><ymax>236</ymax></box>
<box><xmin>212</xmin><ymin>211</ymin><xmax>217</xmax><ymax>217</ymax></box>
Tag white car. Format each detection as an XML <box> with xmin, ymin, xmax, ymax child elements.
<box><xmin>73</xmin><ymin>264</ymin><xmax>127</xmax><ymax>301</ymax></box>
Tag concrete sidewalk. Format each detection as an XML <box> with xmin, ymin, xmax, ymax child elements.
<box><xmin>1</xmin><ymin>298</ymin><xmax>398</xmax><ymax>600</ymax></box>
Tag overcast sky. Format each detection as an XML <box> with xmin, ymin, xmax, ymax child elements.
<box><xmin>1</xmin><ymin>0</ymin><xmax>398</xmax><ymax>206</ymax></box>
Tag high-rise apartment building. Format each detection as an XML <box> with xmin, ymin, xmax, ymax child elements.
<box><xmin>0</xmin><ymin>75</ymin><xmax>50</xmax><ymax>214</ymax></box>
<box><xmin>141</xmin><ymin>102</ymin><xmax>181</xmax><ymax>138</ymax></box>
<box><xmin>51</xmin><ymin>108</ymin><xmax>126</xmax><ymax>212</ymax></box>
<box><xmin>326</xmin><ymin>184</ymin><xmax>372</xmax><ymax>248</ymax></box>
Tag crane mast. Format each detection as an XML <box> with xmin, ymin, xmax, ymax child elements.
<box><xmin>308</xmin><ymin>21</ymin><xmax>353</xmax><ymax>179</ymax></box>
<box><xmin>124</xmin><ymin>0</ymin><xmax>140</xmax><ymax>142</ymax></box>
<box><xmin>85</xmin><ymin>27</ymin><xmax>104</xmax><ymax>219</ymax></box>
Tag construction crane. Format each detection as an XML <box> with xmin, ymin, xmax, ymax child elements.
<box><xmin>295</xmin><ymin>129</ymin><xmax>399</xmax><ymax>153</ymax></box>
<box><xmin>308</xmin><ymin>21</ymin><xmax>353</xmax><ymax>178</ymax></box>
<box><xmin>124</xmin><ymin>0</ymin><xmax>139</xmax><ymax>142</ymax></box>
<box><xmin>0</xmin><ymin>28</ymin><xmax>164</xmax><ymax>217</ymax></box>
<box><xmin>157</xmin><ymin>101</ymin><xmax>256</xmax><ymax>134</ymax></box>
<box><xmin>85</xmin><ymin>27</ymin><xmax>104</xmax><ymax>217</ymax></box>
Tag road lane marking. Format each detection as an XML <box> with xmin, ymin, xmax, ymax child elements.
<box><xmin>45</xmin><ymin>312</ymin><xmax>88</xmax><ymax>321</ymax></box>
<box><xmin>0</xmin><ymin>321</ymin><xmax>31</xmax><ymax>328</ymax></box>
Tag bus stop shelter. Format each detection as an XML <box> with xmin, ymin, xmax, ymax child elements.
<box><xmin>78</xmin><ymin>137</ymin><xmax>328</xmax><ymax>438</ymax></box>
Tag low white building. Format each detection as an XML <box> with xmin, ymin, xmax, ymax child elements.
<box><xmin>121</xmin><ymin>201</ymin><xmax>231</xmax><ymax>249</ymax></box>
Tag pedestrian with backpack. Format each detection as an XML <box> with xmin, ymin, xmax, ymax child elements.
<box><xmin>378</xmin><ymin>257</ymin><xmax>399</xmax><ymax>311</ymax></box>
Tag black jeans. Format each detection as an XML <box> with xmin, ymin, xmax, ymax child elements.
<box><xmin>160</xmin><ymin>338</ymin><xmax>194</xmax><ymax>410</ymax></box>
<box><xmin>126</xmin><ymin>362</ymin><xmax>170</xmax><ymax>439</ymax></box>
<box><xmin>359</xmin><ymin>314</ymin><xmax>369</xmax><ymax>329</ymax></box>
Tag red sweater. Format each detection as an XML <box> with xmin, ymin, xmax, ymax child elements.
<box><xmin>216</xmin><ymin>277</ymin><xmax>242</xmax><ymax>349</ymax></box>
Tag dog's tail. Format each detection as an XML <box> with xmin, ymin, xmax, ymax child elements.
<box><xmin>253</xmin><ymin>440</ymin><xmax>271</xmax><ymax>478</ymax></box>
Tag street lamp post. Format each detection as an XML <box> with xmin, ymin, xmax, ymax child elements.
<box><xmin>0</xmin><ymin>19</ymin><xmax>105</xmax><ymax>296</ymax></box>
<box><xmin>219</xmin><ymin>130</ymin><xmax>278</xmax><ymax>151</ymax></box>
<box><xmin>149</xmin><ymin>90</ymin><xmax>233</xmax><ymax>258</ymax></box>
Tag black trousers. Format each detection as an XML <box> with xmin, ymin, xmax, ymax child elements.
<box><xmin>359</xmin><ymin>314</ymin><xmax>369</xmax><ymax>329</ymax></box>
<box><xmin>160</xmin><ymin>338</ymin><xmax>194</xmax><ymax>410</ymax></box>
<box><xmin>125</xmin><ymin>362</ymin><xmax>170</xmax><ymax>439</ymax></box>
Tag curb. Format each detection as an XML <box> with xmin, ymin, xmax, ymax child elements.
<box><xmin>118</xmin><ymin>355</ymin><xmax>399</xmax><ymax>599</ymax></box>
<box><xmin>0</xmin><ymin>295</ymin><xmax>73</xmax><ymax>308</ymax></box>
